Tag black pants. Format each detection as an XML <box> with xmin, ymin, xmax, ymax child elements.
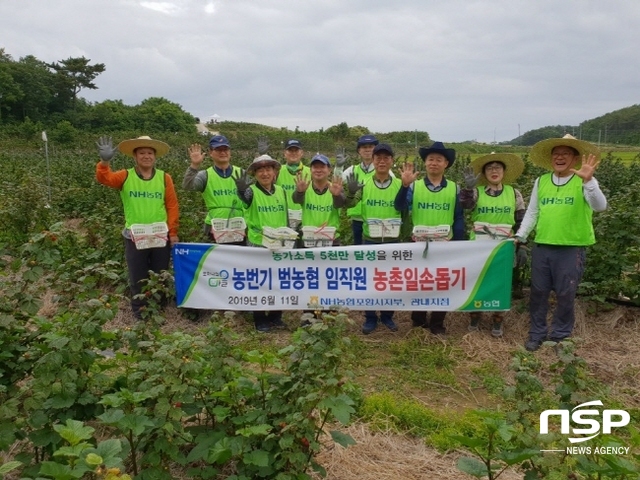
<box><xmin>124</xmin><ymin>237</ymin><xmax>171</xmax><ymax>316</ymax></box>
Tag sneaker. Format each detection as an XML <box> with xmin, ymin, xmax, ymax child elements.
<box><xmin>255</xmin><ymin>322</ymin><xmax>271</xmax><ymax>333</ymax></box>
<box><xmin>430</xmin><ymin>325</ymin><xmax>447</xmax><ymax>337</ymax></box>
<box><xmin>362</xmin><ymin>319</ymin><xmax>378</xmax><ymax>335</ymax></box>
<box><xmin>524</xmin><ymin>339</ymin><xmax>542</xmax><ymax>352</ymax></box>
<box><xmin>381</xmin><ymin>318</ymin><xmax>399</xmax><ymax>332</ymax></box>
<box><xmin>491</xmin><ymin>321</ymin><xmax>503</xmax><ymax>338</ymax></box>
<box><xmin>270</xmin><ymin>318</ymin><xmax>287</xmax><ymax>330</ymax></box>
<box><xmin>468</xmin><ymin>316</ymin><xmax>480</xmax><ymax>332</ymax></box>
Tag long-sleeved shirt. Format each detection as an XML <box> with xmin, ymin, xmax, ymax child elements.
<box><xmin>182</xmin><ymin>164</ymin><xmax>236</xmax><ymax>192</ymax></box>
<box><xmin>516</xmin><ymin>175</ymin><xmax>607</xmax><ymax>241</ymax></box>
<box><xmin>394</xmin><ymin>177</ymin><xmax>465</xmax><ymax>240</ymax></box>
<box><xmin>460</xmin><ymin>185</ymin><xmax>527</xmax><ymax>234</ymax></box>
<box><xmin>96</xmin><ymin>162</ymin><xmax>179</xmax><ymax>238</ymax></box>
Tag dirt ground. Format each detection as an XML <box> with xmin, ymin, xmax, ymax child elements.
<box><xmin>98</xmin><ymin>295</ymin><xmax>640</xmax><ymax>479</ymax></box>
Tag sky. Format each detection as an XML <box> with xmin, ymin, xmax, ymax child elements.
<box><xmin>1</xmin><ymin>0</ymin><xmax>639</xmax><ymax>143</ymax></box>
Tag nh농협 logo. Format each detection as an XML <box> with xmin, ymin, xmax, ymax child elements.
<box><xmin>540</xmin><ymin>400</ymin><xmax>630</xmax><ymax>444</ymax></box>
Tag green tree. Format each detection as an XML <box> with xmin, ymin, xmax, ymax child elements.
<box><xmin>132</xmin><ymin>97</ymin><xmax>196</xmax><ymax>134</ymax></box>
<box><xmin>48</xmin><ymin>56</ymin><xmax>105</xmax><ymax>109</ymax></box>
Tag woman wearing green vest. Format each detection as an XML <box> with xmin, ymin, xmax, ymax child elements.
<box><xmin>515</xmin><ymin>135</ymin><xmax>606</xmax><ymax>352</ymax></box>
<box><xmin>345</xmin><ymin>143</ymin><xmax>404</xmax><ymax>334</ymax></box>
<box><xmin>276</xmin><ymin>139</ymin><xmax>311</xmax><ymax>234</ymax></box>
<box><xmin>96</xmin><ymin>136</ymin><xmax>179</xmax><ymax>320</ymax></box>
<box><xmin>460</xmin><ymin>153</ymin><xmax>526</xmax><ymax>337</ymax></box>
<box><xmin>235</xmin><ymin>154</ymin><xmax>290</xmax><ymax>332</ymax></box>
<box><xmin>183</xmin><ymin>135</ymin><xmax>246</xmax><ymax>244</ymax></box>
<box><xmin>395</xmin><ymin>141</ymin><xmax>465</xmax><ymax>336</ymax></box>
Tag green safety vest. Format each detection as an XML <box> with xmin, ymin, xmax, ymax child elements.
<box><xmin>411</xmin><ymin>180</ymin><xmax>457</xmax><ymax>228</ymax></box>
<box><xmin>346</xmin><ymin>164</ymin><xmax>375</xmax><ymax>219</ymax></box>
<box><xmin>120</xmin><ymin>168</ymin><xmax>167</xmax><ymax>228</ymax></box>
<box><xmin>276</xmin><ymin>164</ymin><xmax>310</xmax><ymax>212</ymax></box>
<box><xmin>245</xmin><ymin>184</ymin><xmax>289</xmax><ymax>245</ymax></box>
<box><xmin>470</xmin><ymin>185</ymin><xmax>516</xmax><ymax>240</ymax></box>
<box><xmin>535</xmin><ymin>174</ymin><xmax>595</xmax><ymax>246</ymax></box>
<box><xmin>301</xmin><ymin>186</ymin><xmax>341</xmax><ymax>238</ymax></box>
<box><xmin>202</xmin><ymin>165</ymin><xmax>243</xmax><ymax>225</ymax></box>
<box><xmin>361</xmin><ymin>177</ymin><xmax>402</xmax><ymax>240</ymax></box>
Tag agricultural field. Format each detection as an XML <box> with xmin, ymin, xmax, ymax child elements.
<box><xmin>1</xmin><ymin>138</ymin><xmax>640</xmax><ymax>479</ymax></box>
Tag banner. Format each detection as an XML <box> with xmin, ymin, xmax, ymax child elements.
<box><xmin>173</xmin><ymin>240</ymin><xmax>514</xmax><ymax>311</ymax></box>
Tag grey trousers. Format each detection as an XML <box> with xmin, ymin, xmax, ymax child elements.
<box><xmin>529</xmin><ymin>244</ymin><xmax>586</xmax><ymax>342</ymax></box>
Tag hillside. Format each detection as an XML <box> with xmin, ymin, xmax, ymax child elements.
<box><xmin>509</xmin><ymin>104</ymin><xmax>640</xmax><ymax>146</ymax></box>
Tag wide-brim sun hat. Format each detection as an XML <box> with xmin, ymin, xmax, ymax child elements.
<box><xmin>530</xmin><ymin>134</ymin><xmax>600</xmax><ymax>170</ymax></box>
<box><xmin>471</xmin><ymin>153</ymin><xmax>524</xmax><ymax>185</ymax></box>
<box><xmin>118</xmin><ymin>136</ymin><xmax>170</xmax><ymax>158</ymax></box>
<box><xmin>418</xmin><ymin>141</ymin><xmax>456</xmax><ymax>168</ymax></box>
<box><xmin>247</xmin><ymin>154</ymin><xmax>281</xmax><ymax>175</ymax></box>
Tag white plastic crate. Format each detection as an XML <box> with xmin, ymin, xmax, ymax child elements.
<box><xmin>287</xmin><ymin>209</ymin><xmax>302</xmax><ymax>229</ymax></box>
<box><xmin>211</xmin><ymin>217</ymin><xmax>246</xmax><ymax>244</ymax></box>
<box><xmin>301</xmin><ymin>226</ymin><xmax>336</xmax><ymax>248</ymax></box>
<box><xmin>412</xmin><ymin>225</ymin><xmax>451</xmax><ymax>242</ymax></box>
<box><xmin>130</xmin><ymin>222</ymin><xmax>168</xmax><ymax>250</ymax></box>
<box><xmin>473</xmin><ymin>222</ymin><xmax>513</xmax><ymax>240</ymax></box>
<box><xmin>262</xmin><ymin>226</ymin><xmax>299</xmax><ymax>250</ymax></box>
<box><xmin>366</xmin><ymin>218</ymin><xmax>402</xmax><ymax>239</ymax></box>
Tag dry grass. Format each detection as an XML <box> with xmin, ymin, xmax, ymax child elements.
<box><xmin>311</xmin><ymin>423</ymin><xmax>523</xmax><ymax>480</ymax></box>
<box><xmin>99</xmin><ymin>295</ymin><xmax>640</xmax><ymax>479</ymax></box>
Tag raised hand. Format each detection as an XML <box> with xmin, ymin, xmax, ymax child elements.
<box><xmin>96</xmin><ymin>136</ymin><xmax>117</xmax><ymax>162</ymax></box>
<box><xmin>257</xmin><ymin>136</ymin><xmax>269</xmax><ymax>155</ymax></box>
<box><xmin>345</xmin><ymin>172</ymin><xmax>364</xmax><ymax>195</ymax></box>
<box><xmin>570</xmin><ymin>154</ymin><xmax>600</xmax><ymax>183</ymax></box>
<box><xmin>233</xmin><ymin>171</ymin><xmax>254</xmax><ymax>193</ymax></box>
<box><xmin>335</xmin><ymin>147</ymin><xmax>348</xmax><ymax>167</ymax></box>
<box><xmin>400</xmin><ymin>162</ymin><xmax>419</xmax><ymax>187</ymax></box>
<box><xmin>295</xmin><ymin>171</ymin><xmax>310</xmax><ymax>193</ymax></box>
<box><xmin>463</xmin><ymin>165</ymin><xmax>481</xmax><ymax>189</ymax></box>
<box><xmin>188</xmin><ymin>143</ymin><xmax>205</xmax><ymax>167</ymax></box>
<box><xmin>329</xmin><ymin>175</ymin><xmax>344</xmax><ymax>196</ymax></box>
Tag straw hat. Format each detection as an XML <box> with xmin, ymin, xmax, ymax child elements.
<box><xmin>247</xmin><ymin>154</ymin><xmax>281</xmax><ymax>175</ymax></box>
<box><xmin>529</xmin><ymin>134</ymin><xmax>600</xmax><ymax>170</ymax></box>
<box><xmin>118</xmin><ymin>136</ymin><xmax>170</xmax><ymax>158</ymax></box>
<box><xmin>471</xmin><ymin>152</ymin><xmax>524</xmax><ymax>185</ymax></box>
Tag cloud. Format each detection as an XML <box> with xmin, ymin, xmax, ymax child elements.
<box><xmin>1</xmin><ymin>0</ymin><xmax>639</xmax><ymax>142</ymax></box>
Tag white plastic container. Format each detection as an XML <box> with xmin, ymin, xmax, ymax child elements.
<box><xmin>130</xmin><ymin>222</ymin><xmax>169</xmax><ymax>250</ymax></box>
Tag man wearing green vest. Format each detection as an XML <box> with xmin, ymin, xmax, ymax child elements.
<box><xmin>276</xmin><ymin>139</ymin><xmax>310</xmax><ymax>233</ymax></box>
<box><xmin>342</xmin><ymin>134</ymin><xmax>379</xmax><ymax>245</ymax></box>
<box><xmin>515</xmin><ymin>134</ymin><xmax>606</xmax><ymax>352</ymax></box>
<box><xmin>395</xmin><ymin>141</ymin><xmax>465</xmax><ymax>336</ymax></box>
<box><xmin>235</xmin><ymin>154</ymin><xmax>290</xmax><ymax>332</ymax></box>
<box><xmin>460</xmin><ymin>153</ymin><xmax>526</xmax><ymax>337</ymax></box>
<box><xmin>183</xmin><ymin>135</ymin><xmax>246</xmax><ymax>244</ymax></box>
<box><xmin>292</xmin><ymin>153</ymin><xmax>346</xmax><ymax>246</ymax></box>
<box><xmin>345</xmin><ymin>143</ymin><xmax>404</xmax><ymax>334</ymax></box>
<box><xmin>96</xmin><ymin>136</ymin><xmax>179</xmax><ymax>319</ymax></box>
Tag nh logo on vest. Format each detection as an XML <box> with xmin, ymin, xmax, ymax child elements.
<box><xmin>212</xmin><ymin>189</ymin><xmax>237</xmax><ymax>196</ymax></box>
<box><xmin>258</xmin><ymin>205</ymin><xmax>285</xmax><ymax>213</ymax></box>
<box><xmin>306</xmin><ymin>204</ymin><xmax>332</xmax><ymax>212</ymax></box>
<box><xmin>539</xmin><ymin>400</ymin><xmax>630</xmax><ymax>443</ymax></box>
<box><xmin>477</xmin><ymin>206</ymin><xmax>512</xmax><ymax>214</ymax></box>
<box><xmin>366</xmin><ymin>199</ymin><xmax>394</xmax><ymax>207</ymax></box>
<box><xmin>417</xmin><ymin>202</ymin><xmax>450</xmax><ymax>210</ymax></box>
<box><xmin>129</xmin><ymin>191</ymin><xmax>163</xmax><ymax>199</ymax></box>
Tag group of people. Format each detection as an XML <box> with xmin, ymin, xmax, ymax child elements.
<box><xmin>96</xmin><ymin>131</ymin><xmax>606</xmax><ymax>351</ymax></box>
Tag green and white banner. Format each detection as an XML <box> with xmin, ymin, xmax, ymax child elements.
<box><xmin>173</xmin><ymin>240</ymin><xmax>514</xmax><ymax>311</ymax></box>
